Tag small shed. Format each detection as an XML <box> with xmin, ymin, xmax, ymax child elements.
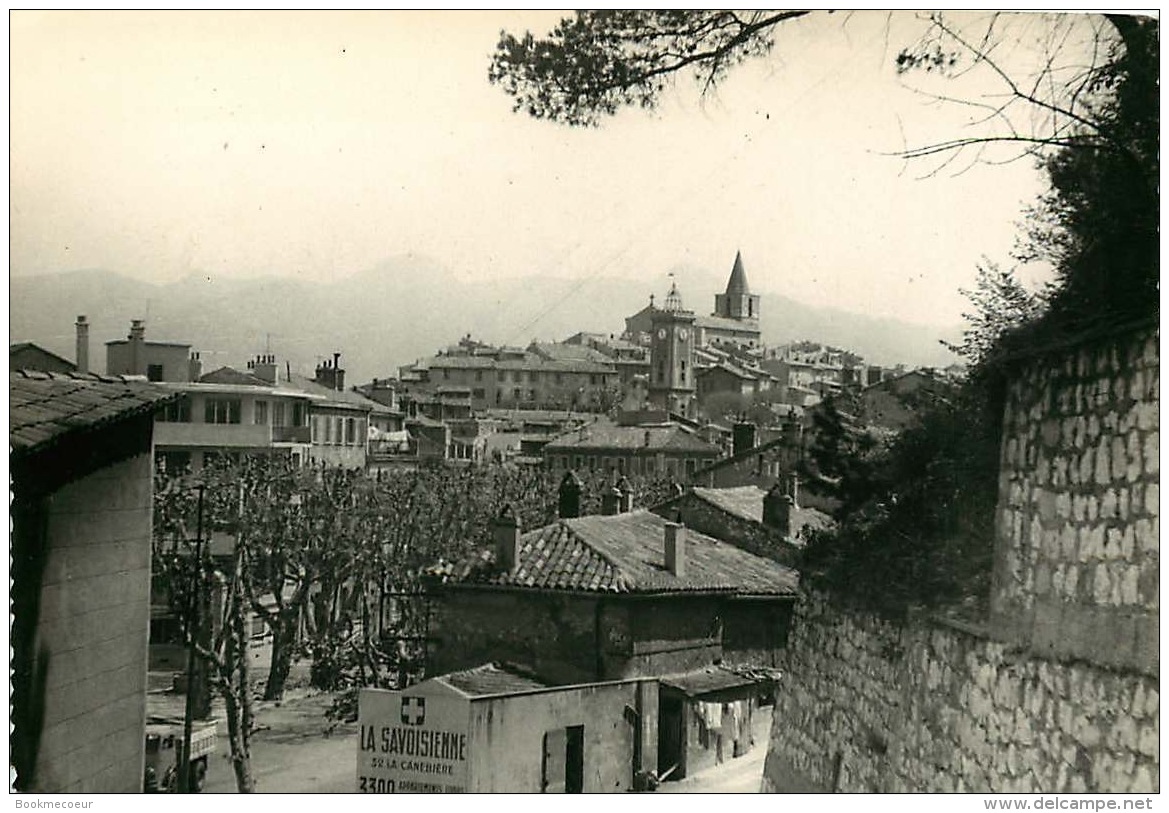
<box><xmin>357</xmin><ymin>663</ymin><xmax>659</xmax><ymax>793</ymax></box>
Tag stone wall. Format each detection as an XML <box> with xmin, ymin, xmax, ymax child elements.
<box><xmin>762</xmin><ymin>594</ymin><xmax>1158</xmax><ymax>793</ymax></box>
<box><xmin>992</xmin><ymin>326</ymin><xmax>1159</xmax><ymax>674</ymax></box>
<box><xmin>763</xmin><ymin>324</ymin><xmax>1159</xmax><ymax>793</ymax></box>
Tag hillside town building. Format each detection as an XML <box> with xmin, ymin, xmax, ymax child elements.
<box><xmin>154</xmin><ymin>363</ymin><xmax>317</xmax><ymax>472</ymax></box>
<box><xmin>400</xmin><ymin>340</ymin><xmax>620</xmax><ymax>413</ymax></box>
<box><xmin>542</xmin><ymin>417</ymin><xmax>722</xmax><ymax>478</ymax></box>
<box><xmin>106</xmin><ymin>319</ymin><xmax>197</xmax><ymax>383</ymax></box>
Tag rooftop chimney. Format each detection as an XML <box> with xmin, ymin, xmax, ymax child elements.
<box><xmin>129</xmin><ymin>319</ymin><xmax>146</xmax><ymax>376</ymax></box>
<box><xmin>763</xmin><ymin>482</ymin><xmax>794</xmax><ymax>539</ymax></box>
<box><xmin>493</xmin><ymin>505</ymin><xmax>520</xmax><ymax>573</ymax></box>
<box><xmin>664</xmin><ymin>522</ymin><xmax>686</xmax><ymax>577</ymax></box>
<box><xmin>782</xmin><ymin>470</ymin><xmax>799</xmax><ymax>510</ymax></box>
<box><xmin>314</xmin><ymin>353</ymin><xmax>345</xmax><ymax>391</ymax></box>
<box><xmin>253</xmin><ymin>354</ymin><xmax>278</xmax><ymax>384</ymax></box>
<box><xmin>75</xmin><ymin>315</ymin><xmax>89</xmax><ymax>374</ymax></box>
<box><xmin>732</xmin><ymin>421</ymin><xmax>757</xmax><ymax>457</ymax></box>
<box><xmin>616</xmin><ymin>476</ymin><xmax>634</xmax><ymax>513</ymax></box>
<box><xmin>601</xmin><ymin>485</ymin><xmax>622</xmax><ymax>516</ymax></box>
<box><xmin>558</xmin><ymin>471</ymin><xmax>583</xmax><ymax>519</ymax></box>
<box><xmin>188</xmin><ymin>351</ymin><xmax>202</xmax><ymax>382</ymax></box>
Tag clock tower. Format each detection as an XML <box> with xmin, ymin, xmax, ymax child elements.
<box><xmin>648</xmin><ymin>281</ymin><xmax>696</xmax><ymax>417</ymax></box>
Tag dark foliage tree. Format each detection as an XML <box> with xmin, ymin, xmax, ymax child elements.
<box><xmin>800</xmin><ymin>394</ymin><xmax>883</xmax><ymax>517</ymax></box>
<box><xmin>490</xmin><ymin>10</ymin><xmax>812</xmax><ymax>126</ymax></box>
<box><xmin>944</xmin><ymin>262</ymin><xmax>1050</xmax><ymax>368</ymax></box>
<box><xmin>1015</xmin><ymin>16</ymin><xmax>1158</xmax><ymax>330</ymax></box>
<box><xmin>801</xmin><ymin>382</ymin><xmax>1001</xmax><ymax>616</ymax></box>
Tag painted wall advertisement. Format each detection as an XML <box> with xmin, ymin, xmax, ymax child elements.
<box><xmin>357</xmin><ymin>687</ymin><xmax>471</xmax><ymax>793</ymax></box>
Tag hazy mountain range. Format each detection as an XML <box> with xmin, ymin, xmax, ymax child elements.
<box><xmin>10</xmin><ymin>256</ymin><xmax>962</xmax><ymax>386</ymax></box>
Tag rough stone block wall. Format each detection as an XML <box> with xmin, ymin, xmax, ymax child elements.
<box><xmin>992</xmin><ymin>327</ymin><xmax>1158</xmax><ymax>675</ymax></box>
<box><xmin>764</xmin><ymin>325</ymin><xmax>1159</xmax><ymax>794</ymax></box>
<box><xmin>763</xmin><ymin>593</ymin><xmax>1159</xmax><ymax>793</ymax></box>
<box><xmin>33</xmin><ymin>452</ymin><xmax>154</xmax><ymax>792</ymax></box>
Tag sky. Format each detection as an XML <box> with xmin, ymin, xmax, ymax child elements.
<box><xmin>10</xmin><ymin>10</ymin><xmax>1103</xmax><ymax>329</ymax></box>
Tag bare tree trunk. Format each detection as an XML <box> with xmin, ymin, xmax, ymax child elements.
<box><xmin>192</xmin><ymin>586</ymin><xmax>214</xmax><ymax>720</ymax></box>
<box><xmin>223</xmin><ymin>557</ymin><xmax>255</xmax><ymax>793</ymax></box>
<box><xmin>263</xmin><ymin>608</ymin><xmax>297</xmax><ymax>701</ymax></box>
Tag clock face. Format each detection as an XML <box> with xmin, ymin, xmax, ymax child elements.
<box><xmin>678</xmin><ymin>329</ymin><xmax>688</xmax><ymax>341</ymax></box>
<box><xmin>656</xmin><ymin>328</ymin><xmax>667</xmax><ymax>340</ymax></box>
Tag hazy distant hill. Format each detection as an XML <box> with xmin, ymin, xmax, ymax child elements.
<box><xmin>10</xmin><ymin>257</ymin><xmax>961</xmax><ymax>385</ymax></box>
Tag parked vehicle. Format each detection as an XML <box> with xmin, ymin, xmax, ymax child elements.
<box><xmin>143</xmin><ymin>715</ymin><xmax>217</xmax><ymax>792</ymax></box>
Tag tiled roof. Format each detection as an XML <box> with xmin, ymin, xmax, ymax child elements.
<box><xmin>689</xmin><ymin>486</ymin><xmax>833</xmax><ymax>538</ymax></box>
<box><xmin>695</xmin><ymin>314</ymin><xmax>761</xmax><ymax>333</ymax></box>
<box><xmin>200</xmin><ymin>366</ymin><xmax>269</xmax><ymax>386</ymax></box>
<box><xmin>483</xmin><ymin>408</ymin><xmax>593</xmax><ymax>424</ymax></box>
<box><xmin>529</xmin><ymin>342</ymin><xmax>611</xmax><ymax>364</ymax></box>
<box><xmin>430</xmin><ymin>354</ymin><xmax>497</xmax><ymax>369</ymax></box>
<box><xmin>432</xmin><ymin>351</ymin><xmax>617</xmax><ymax>374</ymax></box>
<box><xmin>496</xmin><ymin>356</ymin><xmax>615</xmax><ymax>374</ymax></box>
<box><xmin>10</xmin><ymin>342</ymin><xmax>77</xmax><ymax>370</ymax></box>
<box><xmin>698</xmin><ymin>362</ymin><xmax>758</xmax><ymax>381</ymax></box>
<box><xmin>288</xmin><ymin>373</ymin><xmax>391</xmax><ymax>412</ymax></box>
<box><xmin>544</xmin><ymin>422</ymin><xmax>721</xmax><ymax>454</ymax></box>
<box><xmin>437</xmin><ymin>663</ymin><xmax>550</xmax><ymax>697</ymax></box>
<box><xmin>10</xmin><ymin>370</ymin><xmax>178</xmax><ymax>457</ymax></box>
<box><xmin>449</xmin><ymin>509</ymin><xmax>798</xmax><ymax>596</ymax></box>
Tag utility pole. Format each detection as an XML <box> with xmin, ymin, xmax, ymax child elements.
<box><xmin>178</xmin><ymin>484</ymin><xmax>205</xmax><ymax>793</ymax></box>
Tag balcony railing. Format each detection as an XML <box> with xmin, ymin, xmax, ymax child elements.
<box><xmin>154</xmin><ymin>421</ymin><xmax>310</xmax><ymax>448</ymax></box>
<box><xmin>271</xmin><ymin>425</ymin><xmax>311</xmax><ymax>444</ymax></box>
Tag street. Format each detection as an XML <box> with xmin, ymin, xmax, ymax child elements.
<box><xmin>199</xmin><ymin>690</ymin><xmax>358</xmax><ymax>794</ymax></box>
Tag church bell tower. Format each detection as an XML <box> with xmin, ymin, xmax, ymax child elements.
<box><xmin>714</xmin><ymin>250</ymin><xmax>760</xmax><ymax>322</ymax></box>
<box><xmin>648</xmin><ymin>281</ymin><xmax>696</xmax><ymax>418</ymax></box>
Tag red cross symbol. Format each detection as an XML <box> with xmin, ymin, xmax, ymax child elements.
<box><xmin>401</xmin><ymin>696</ymin><xmax>426</xmax><ymax>726</ymax></box>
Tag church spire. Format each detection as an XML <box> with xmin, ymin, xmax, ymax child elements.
<box><xmin>725</xmin><ymin>250</ymin><xmax>750</xmax><ymax>296</ymax></box>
